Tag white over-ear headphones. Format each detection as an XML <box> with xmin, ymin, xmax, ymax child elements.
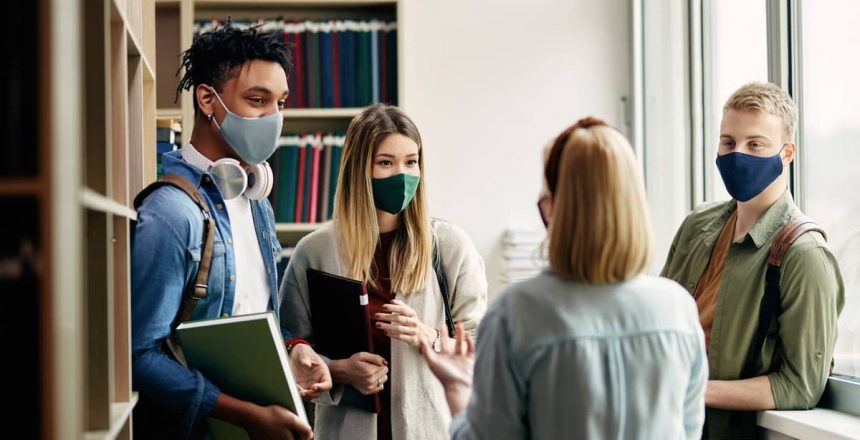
<box><xmin>208</xmin><ymin>158</ymin><xmax>273</xmax><ymax>201</ymax></box>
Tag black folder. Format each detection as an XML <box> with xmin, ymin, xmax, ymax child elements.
<box><xmin>306</xmin><ymin>268</ymin><xmax>382</xmax><ymax>413</ymax></box>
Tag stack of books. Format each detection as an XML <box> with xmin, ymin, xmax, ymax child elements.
<box><xmin>500</xmin><ymin>228</ymin><xmax>548</xmax><ymax>284</ymax></box>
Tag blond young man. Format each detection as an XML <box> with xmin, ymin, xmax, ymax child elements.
<box><xmin>661</xmin><ymin>82</ymin><xmax>845</xmax><ymax>439</ymax></box>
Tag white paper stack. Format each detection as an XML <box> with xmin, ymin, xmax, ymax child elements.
<box><xmin>500</xmin><ymin>228</ymin><xmax>548</xmax><ymax>284</ymax></box>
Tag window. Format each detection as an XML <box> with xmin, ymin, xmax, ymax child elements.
<box><xmin>798</xmin><ymin>0</ymin><xmax>860</xmax><ymax>378</ymax></box>
<box><xmin>702</xmin><ymin>0</ymin><xmax>768</xmax><ymax>202</ymax></box>
<box><xmin>641</xmin><ymin>0</ymin><xmax>692</xmax><ymax>270</ymax></box>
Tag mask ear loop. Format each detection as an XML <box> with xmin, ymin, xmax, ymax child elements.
<box><xmin>204</xmin><ymin>85</ymin><xmax>225</xmax><ymax>130</ymax></box>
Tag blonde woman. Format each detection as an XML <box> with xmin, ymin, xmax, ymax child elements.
<box><xmin>421</xmin><ymin>117</ymin><xmax>708</xmax><ymax>439</ymax></box>
<box><xmin>279</xmin><ymin>104</ymin><xmax>487</xmax><ymax>440</ymax></box>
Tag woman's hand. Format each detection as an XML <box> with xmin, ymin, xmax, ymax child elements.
<box><xmin>329</xmin><ymin>352</ymin><xmax>389</xmax><ymax>395</ymax></box>
<box><xmin>288</xmin><ymin>343</ymin><xmax>332</xmax><ymax>399</ymax></box>
<box><xmin>374</xmin><ymin>299</ymin><xmax>436</xmax><ymax>348</ymax></box>
<box><xmin>419</xmin><ymin>322</ymin><xmax>475</xmax><ymax>416</ymax></box>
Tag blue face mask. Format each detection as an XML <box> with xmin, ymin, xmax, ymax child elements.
<box><xmin>715</xmin><ymin>145</ymin><xmax>786</xmax><ymax>202</ymax></box>
<box><xmin>210</xmin><ymin>89</ymin><xmax>283</xmax><ymax>165</ymax></box>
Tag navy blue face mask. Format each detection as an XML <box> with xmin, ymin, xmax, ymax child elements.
<box><xmin>715</xmin><ymin>144</ymin><xmax>787</xmax><ymax>202</ymax></box>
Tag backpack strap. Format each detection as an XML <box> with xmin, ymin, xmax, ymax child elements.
<box><xmin>431</xmin><ymin>219</ymin><xmax>456</xmax><ymax>337</ymax></box>
<box><xmin>740</xmin><ymin>211</ymin><xmax>826</xmax><ymax>378</ymax></box>
<box><xmin>134</xmin><ymin>173</ymin><xmax>216</xmax><ymax>327</ymax></box>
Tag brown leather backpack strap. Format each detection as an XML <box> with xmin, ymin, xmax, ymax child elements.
<box><xmin>741</xmin><ymin>210</ymin><xmax>827</xmax><ymax>379</ymax></box>
<box><xmin>135</xmin><ymin>173</ymin><xmax>216</xmax><ymax>325</ymax></box>
<box><xmin>767</xmin><ymin>213</ymin><xmax>827</xmax><ymax>267</ymax></box>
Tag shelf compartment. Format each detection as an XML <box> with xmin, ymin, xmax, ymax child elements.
<box><xmin>81</xmin><ymin>189</ymin><xmax>138</xmax><ymax>220</ymax></box>
<box><xmin>0</xmin><ymin>178</ymin><xmax>42</xmax><ymax>196</ymax></box>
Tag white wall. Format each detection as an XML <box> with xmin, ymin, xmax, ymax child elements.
<box><xmin>399</xmin><ymin>0</ymin><xmax>632</xmax><ymax>296</ymax></box>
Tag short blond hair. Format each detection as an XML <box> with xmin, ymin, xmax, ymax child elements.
<box><xmin>544</xmin><ymin>118</ymin><xmax>652</xmax><ymax>284</ymax></box>
<box><xmin>724</xmin><ymin>82</ymin><xmax>798</xmax><ymax>140</ymax></box>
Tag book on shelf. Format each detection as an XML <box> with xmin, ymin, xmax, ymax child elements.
<box><xmin>271</xmin><ymin>133</ymin><xmax>344</xmax><ymax>224</ymax></box>
<box><xmin>176</xmin><ymin>312</ymin><xmax>309</xmax><ymax>440</ymax></box>
<box><xmin>196</xmin><ymin>19</ymin><xmax>397</xmax><ymax>109</ymax></box>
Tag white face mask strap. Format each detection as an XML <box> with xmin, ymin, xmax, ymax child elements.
<box><xmin>206</xmin><ymin>86</ymin><xmax>228</xmax><ymax>130</ymax></box>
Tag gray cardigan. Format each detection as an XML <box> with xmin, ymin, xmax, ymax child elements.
<box><xmin>279</xmin><ymin>220</ymin><xmax>488</xmax><ymax>440</ymax></box>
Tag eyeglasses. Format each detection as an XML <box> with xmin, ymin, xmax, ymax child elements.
<box><xmin>537</xmin><ymin>194</ymin><xmax>551</xmax><ymax>228</ymax></box>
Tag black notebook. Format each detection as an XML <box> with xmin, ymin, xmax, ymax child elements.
<box><xmin>306</xmin><ymin>268</ymin><xmax>382</xmax><ymax>413</ymax></box>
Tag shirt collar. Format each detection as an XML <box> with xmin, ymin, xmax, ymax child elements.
<box><xmin>746</xmin><ymin>190</ymin><xmax>797</xmax><ymax>248</ymax></box>
<box><xmin>181</xmin><ymin>141</ymin><xmax>214</xmax><ymax>172</ymax></box>
<box><xmin>160</xmin><ymin>149</ymin><xmax>205</xmax><ymax>187</ymax></box>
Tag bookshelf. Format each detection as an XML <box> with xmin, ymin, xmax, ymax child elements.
<box><xmin>3</xmin><ymin>0</ymin><xmax>157</xmax><ymax>438</ymax></box>
<box><xmin>154</xmin><ymin>0</ymin><xmax>400</xmax><ymax>247</ymax></box>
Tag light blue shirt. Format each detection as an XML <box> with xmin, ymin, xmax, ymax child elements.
<box><xmin>451</xmin><ymin>271</ymin><xmax>707</xmax><ymax>440</ymax></box>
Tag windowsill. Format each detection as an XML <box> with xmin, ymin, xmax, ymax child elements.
<box><xmin>757</xmin><ymin>408</ymin><xmax>860</xmax><ymax>440</ymax></box>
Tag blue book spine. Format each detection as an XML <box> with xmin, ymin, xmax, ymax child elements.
<box><xmin>339</xmin><ymin>27</ymin><xmax>351</xmax><ymax>108</ymax></box>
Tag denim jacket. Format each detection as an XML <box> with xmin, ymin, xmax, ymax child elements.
<box><xmin>131</xmin><ymin>150</ymin><xmax>285</xmax><ymax>438</ymax></box>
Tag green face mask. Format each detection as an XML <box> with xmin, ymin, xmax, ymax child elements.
<box><xmin>372</xmin><ymin>173</ymin><xmax>420</xmax><ymax>215</ymax></box>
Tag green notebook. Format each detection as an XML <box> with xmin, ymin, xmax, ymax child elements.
<box><xmin>176</xmin><ymin>312</ymin><xmax>309</xmax><ymax>440</ymax></box>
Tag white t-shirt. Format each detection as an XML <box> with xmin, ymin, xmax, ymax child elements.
<box><xmin>182</xmin><ymin>143</ymin><xmax>270</xmax><ymax>316</ymax></box>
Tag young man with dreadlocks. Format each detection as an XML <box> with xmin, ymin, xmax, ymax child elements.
<box><xmin>131</xmin><ymin>25</ymin><xmax>330</xmax><ymax>439</ymax></box>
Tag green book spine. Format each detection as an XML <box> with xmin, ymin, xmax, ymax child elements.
<box><xmin>284</xmin><ymin>144</ymin><xmax>299</xmax><ymax>224</ymax></box>
<box><xmin>357</xmin><ymin>28</ymin><xmax>372</xmax><ymax>106</ymax></box>
<box><xmin>328</xmin><ymin>143</ymin><xmax>343</xmax><ymax>219</ymax></box>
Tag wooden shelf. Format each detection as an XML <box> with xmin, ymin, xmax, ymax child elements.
<box><xmin>127</xmin><ymin>27</ymin><xmax>156</xmax><ymax>84</ymax></box>
<box><xmin>81</xmin><ymin>188</ymin><xmax>138</xmax><ymax>220</ymax></box>
<box><xmin>195</xmin><ymin>0</ymin><xmax>396</xmax><ymax>6</ymax></box>
<box><xmin>157</xmin><ymin>107</ymin><xmax>182</xmax><ymax>119</ymax></box>
<box><xmin>281</xmin><ymin>108</ymin><xmax>364</xmax><ymax>118</ymax></box>
<box><xmin>0</xmin><ymin>178</ymin><xmax>41</xmax><ymax>195</ymax></box>
<box><xmin>83</xmin><ymin>392</ymin><xmax>139</xmax><ymax>440</ymax></box>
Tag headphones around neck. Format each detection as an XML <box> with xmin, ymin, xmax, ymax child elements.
<box><xmin>208</xmin><ymin>158</ymin><xmax>273</xmax><ymax>201</ymax></box>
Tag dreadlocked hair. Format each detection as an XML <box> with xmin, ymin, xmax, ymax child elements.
<box><xmin>175</xmin><ymin>23</ymin><xmax>293</xmax><ymax>112</ymax></box>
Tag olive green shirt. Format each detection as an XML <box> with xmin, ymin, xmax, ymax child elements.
<box><xmin>661</xmin><ymin>191</ymin><xmax>845</xmax><ymax>439</ymax></box>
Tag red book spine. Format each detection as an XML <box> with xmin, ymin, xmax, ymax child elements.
<box><xmin>332</xmin><ymin>31</ymin><xmax>341</xmax><ymax>108</ymax></box>
<box><xmin>294</xmin><ymin>30</ymin><xmax>306</xmax><ymax>108</ymax></box>
<box><xmin>359</xmin><ymin>282</ymin><xmax>383</xmax><ymax>414</ymax></box>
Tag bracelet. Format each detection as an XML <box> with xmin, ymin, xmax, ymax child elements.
<box><xmin>286</xmin><ymin>338</ymin><xmax>310</xmax><ymax>353</ymax></box>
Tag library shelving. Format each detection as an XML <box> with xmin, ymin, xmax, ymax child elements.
<box><xmin>154</xmin><ymin>0</ymin><xmax>400</xmax><ymax>247</ymax></box>
<box><xmin>6</xmin><ymin>0</ymin><xmax>157</xmax><ymax>438</ymax></box>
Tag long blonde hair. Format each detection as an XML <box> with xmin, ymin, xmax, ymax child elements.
<box><xmin>544</xmin><ymin>117</ymin><xmax>652</xmax><ymax>284</ymax></box>
<box><xmin>333</xmin><ymin>104</ymin><xmax>433</xmax><ymax>294</ymax></box>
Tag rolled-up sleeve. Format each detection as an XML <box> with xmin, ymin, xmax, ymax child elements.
<box><xmin>768</xmin><ymin>245</ymin><xmax>845</xmax><ymax>409</ymax></box>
